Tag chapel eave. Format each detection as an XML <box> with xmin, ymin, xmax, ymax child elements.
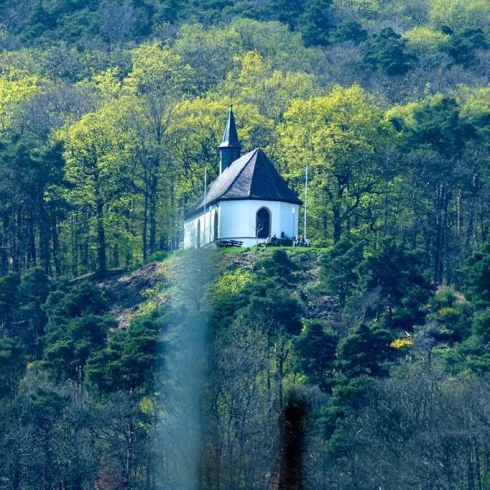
<box><xmin>184</xmin><ymin>195</ymin><xmax>303</xmax><ymax>221</ymax></box>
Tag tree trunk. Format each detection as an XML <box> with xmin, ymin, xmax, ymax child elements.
<box><xmin>0</xmin><ymin>223</ymin><xmax>8</xmax><ymax>275</ymax></box>
<box><xmin>143</xmin><ymin>179</ymin><xmax>149</xmax><ymax>262</ymax></box>
<box><xmin>27</xmin><ymin>216</ymin><xmax>37</xmax><ymax>267</ymax></box>
<box><xmin>149</xmin><ymin>174</ymin><xmax>158</xmax><ymax>257</ymax></box>
<box><xmin>39</xmin><ymin>204</ymin><xmax>51</xmax><ymax>274</ymax></box>
<box><xmin>96</xmin><ymin>200</ymin><xmax>107</xmax><ymax>272</ymax></box>
<box><xmin>333</xmin><ymin>207</ymin><xmax>342</xmax><ymax>243</ymax></box>
<box><xmin>52</xmin><ymin>215</ymin><xmax>61</xmax><ymax>276</ymax></box>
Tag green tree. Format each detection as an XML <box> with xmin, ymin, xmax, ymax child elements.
<box><xmin>61</xmin><ymin>106</ymin><xmax>133</xmax><ymax>273</ymax></box>
<box><xmin>321</xmin><ymin>236</ymin><xmax>364</xmax><ymax>309</ymax></box>
<box><xmin>299</xmin><ymin>0</ymin><xmax>334</xmax><ymax>47</ymax></box>
<box><xmin>44</xmin><ymin>281</ymin><xmax>108</xmax><ymax>322</ymax></box>
<box><xmin>331</xmin><ymin>21</ymin><xmax>368</xmax><ymax>44</ymax></box>
<box><xmin>264</xmin><ymin>0</ymin><xmax>304</xmax><ymax>29</ymax></box>
<box><xmin>86</xmin><ymin>314</ymin><xmax>165</xmax><ymax>394</ymax></box>
<box><xmin>0</xmin><ymin>273</ymin><xmax>20</xmax><ymax>336</ymax></box>
<box><xmin>336</xmin><ymin>323</ymin><xmax>394</xmax><ymax>378</ymax></box>
<box><xmin>463</xmin><ymin>239</ymin><xmax>490</xmax><ymax>307</ymax></box>
<box><xmin>358</xmin><ymin>238</ymin><xmax>433</xmax><ymax>329</ymax></box>
<box><xmin>397</xmin><ymin>95</ymin><xmax>479</xmax><ymax>283</ymax></box>
<box><xmin>430</xmin><ymin>0</ymin><xmax>490</xmax><ymax>36</ymax></box>
<box><xmin>236</xmin><ymin>252</ymin><xmax>302</xmax><ymax>408</ymax></box>
<box><xmin>41</xmin><ymin>281</ymin><xmax>112</xmax><ymax>381</ymax></box>
<box><xmin>0</xmin><ymin>338</ymin><xmax>25</xmax><ymax>399</ymax></box>
<box><xmin>446</xmin><ymin>29</ymin><xmax>488</xmax><ymax>67</ymax></box>
<box><xmin>294</xmin><ymin>320</ymin><xmax>338</xmax><ymax>391</ymax></box>
<box><xmin>405</xmin><ymin>96</ymin><xmax>476</xmax><ymax>158</ymax></box>
<box><xmin>44</xmin><ymin>314</ymin><xmax>115</xmax><ymax>382</ymax></box>
<box><xmin>18</xmin><ymin>267</ymin><xmax>51</xmax><ymax>358</ymax></box>
<box><xmin>364</xmin><ymin>28</ymin><xmax>415</xmax><ymax>76</ymax></box>
<box><xmin>42</xmin><ymin>280</ymin><xmax>113</xmax><ymax>382</ymax></box>
<box><xmin>279</xmin><ymin>86</ymin><xmax>390</xmax><ymax>243</ymax></box>
<box><xmin>0</xmin><ymin>140</ymin><xmax>67</xmax><ymax>275</ymax></box>
<box><xmin>123</xmin><ymin>43</ymin><xmax>194</xmax><ymax>257</ymax></box>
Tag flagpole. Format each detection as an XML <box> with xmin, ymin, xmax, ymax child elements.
<box><xmin>304</xmin><ymin>165</ymin><xmax>308</xmax><ymax>240</ymax></box>
<box><xmin>203</xmin><ymin>166</ymin><xmax>207</xmax><ymax>245</ymax></box>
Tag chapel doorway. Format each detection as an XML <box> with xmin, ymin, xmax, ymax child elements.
<box><xmin>256</xmin><ymin>207</ymin><xmax>271</xmax><ymax>239</ymax></box>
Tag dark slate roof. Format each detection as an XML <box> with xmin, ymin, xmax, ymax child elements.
<box><xmin>185</xmin><ymin>148</ymin><xmax>302</xmax><ymax>219</ymax></box>
<box><xmin>218</xmin><ymin>105</ymin><xmax>241</xmax><ymax>149</ymax></box>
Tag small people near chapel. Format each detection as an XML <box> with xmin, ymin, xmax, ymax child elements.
<box><xmin>293</xmin><ymin>235</ymin><xmax>310</xmax><ymax>247</ymax></box>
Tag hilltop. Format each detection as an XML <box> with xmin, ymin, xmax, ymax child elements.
<box><xmin>0</xmin><ymin>0</ymin><xmax>490</xmax><ymax>487</ymax></box>
<box><xmin>3</xmin><ymin>243</ymin><xmax>490</xmax><ymax>487</ymax></box>
<box><xmin>93</xmin><ymin>248</ymin><xmax>323</xmax><ymax>326</ymax></box>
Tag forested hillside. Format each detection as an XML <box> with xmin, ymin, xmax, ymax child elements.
<box><xmin>1</xmin><ymin>0</ymin><xmax>490</xmax><ymax>488</ymax></box>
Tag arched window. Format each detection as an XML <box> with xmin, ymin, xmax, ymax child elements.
<box><xmin>256</xmin><ymin>207</ymin><xmax>271</xmax><ymax>239</ymax></box>
<box><xmin>197</xmin><ymin>220</ymin><xmax>201</xmax><ymax>248</ymax></box>
<box><xmin>214</xmin><ymin>211</ymin><xmax>219</xmax><ymax>242</ymax></box>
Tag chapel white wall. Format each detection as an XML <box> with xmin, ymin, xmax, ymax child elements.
<box><xmin>183</xmin><ymin>205</ymin><xmax>219</xmax><ymax>249</ymax></box>
<box><xmin>184</xmin><ymin>200</ymin><xmax>300</xmax><ymax>249</ymax></box>
<box><xmin>219</xmin><ymin>200</ymin><xmax>299</xmax><ymax>246</ymax></box>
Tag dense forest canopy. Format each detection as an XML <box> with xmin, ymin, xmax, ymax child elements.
<box><xmin>0</xmin><ymin>0</ymin><xmax>488</xmax><ymax>277</ymax></box>
<box><xmin>1</xmin><ymin>0</ymin><xmax>490</xmax><ymax>489</ymax></box>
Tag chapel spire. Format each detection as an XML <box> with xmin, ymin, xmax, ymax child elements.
<box><xmin>218</xmin><ymin>105</ymin><xmax>241</xmax><ymax>174</ymax></box>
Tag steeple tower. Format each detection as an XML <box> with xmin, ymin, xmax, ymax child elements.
<box><xmin>218</xmin><ymin>105</ymin><xmax>241</xmax><ymax>174</ymax></box>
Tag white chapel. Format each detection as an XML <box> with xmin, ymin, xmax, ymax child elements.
<box><xmin>184</xmin><ymin>106</ymin><xmax>302</xmax><ymax>249</ymax></box>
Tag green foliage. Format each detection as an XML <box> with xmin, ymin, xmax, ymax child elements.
<box><xmin>321</xmin><ymin>236</ymin><xmax>364</xmax><ymax>308</ymax></box>
<box><xmin>404</xmin><ymin>95</ymin><xmax>476</xmax><ymax>158</ymax></box>
<box><xmin>17</xmin><ymin>268</ymin><xmax>52</xmax><ymax>357</ymax></box>
<box><xmin>463</xmin><ymin>240</ymin><xmax>490</xmax><ymax>307</ymax></box>
<box><xmin>323</xmin><ymin>375</ymin><xmax>374</xmax><ymax>449</ymax></box>
<box><xmin>0</xmin><ymin>139</ymin><xmax>67</xmax><ymax>275</ymax></box>
<box><xmin>357</xmin><ymin>238</ymin><xmax>433</xmax><ymax>330</ymax></box>
<box><xmin>364</xmin><ymin>28</ymin><xmax>416</xmax><ymax>76</ymax></box>
<box><xmin>216</xmin><ymin>268</ymin><xmax>252</xmax><ymax>296</ymax></box>
<box><xmin>294</xmin><ymin>321</ymin><xmax>338</xmax><ymax>391</ymax></box>
<box><xmin>256</xmin><ymin>249</ymin><xmax>298</xmax><ymax>285</ymax></box>
<box><xmin>44</xmin><ymin>314</ymin><xmax>116</xmax><ymax>382</ymax></box>
<box><xmin>336</xmin><ymin>323</ymin><xmax>395</xmax><ymax>378</ymax></box>
<box><xmin>264</xmin><ymin>0</ymin><xmax>304</xmax><ymax>29</ymax></box>
<box><xmin>446</xmin><ymin>28</ymin><xmax>488</xmax><ymax>67</ymax></box>
<box><xmin>430</xmin><ymin>0</ymin><xmax>490</xmax><ymax>36</ymax></box>
<box><xmin>404</xmin><ymin>26</ymin><xmax>450</xmax><ymax>54</ymax></box>
<box><xmin>45</xmin><ymin>281</ymin><xmax>109</xmax><ymax>322</ymax></box>
<box><xmin>428</xmin><ymin>300</ymin><xmax>467</xmax><ymax>345</ymax></box>
<box><xmin>0</xmin><ymin>338</ymin><xmax>26</xmax><ymax>398</ymax></box>
<box><xmin>238</xmin><ymin>285</ymin><xmax>302</xmax><ymax>336</ymax></box>
<box><xmin>331</xmin><ymin>21</ymin><xmax>368</xmax><ymax>44</ymax></box>
<box><xmin>42</xmin><ymin>281</ymin><xmax>114</xmax><ymax>381</ymax></box>
<box><xmin>86</xmin><ymin>314</ymin><xmax>166</xmax><ymax>394</ymax></box>
<box><xmin>0</xmin><ymin>273</ymin><xmax>20</xmax><ymax>334</ymax></box>
<box><xmin>432</xmin><ymin>287</ymin><xmax>458</xmax><ymax>309</ymax></box>
<box><xmin>298</xmin><ymin>0</ymin><xmax>335</xmax><ymax>47</ymax></box>
<box><xmin>0</xmin><ymin>2</ymin><xmax>489</xmax><ymax>487</ymax></box>
<box><xmin>279</xmin><ymin>85</ymin><xmax>389</xmax><ymax>243</ymax></box>
<box><xmin>472</xmin><ymin>308</ymin><xmax>490</xmax><ymax>345</ymax></box>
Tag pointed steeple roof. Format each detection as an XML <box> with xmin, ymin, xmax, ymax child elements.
<box><xmin>185</xmin><ymin>148</ymin><xmax>302</xmax><ymax>218</ymax></box>
<box><xmin>218</xmin><ymin>105</ymin><xmax>241</xmax><ymax>149</ymax></box>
